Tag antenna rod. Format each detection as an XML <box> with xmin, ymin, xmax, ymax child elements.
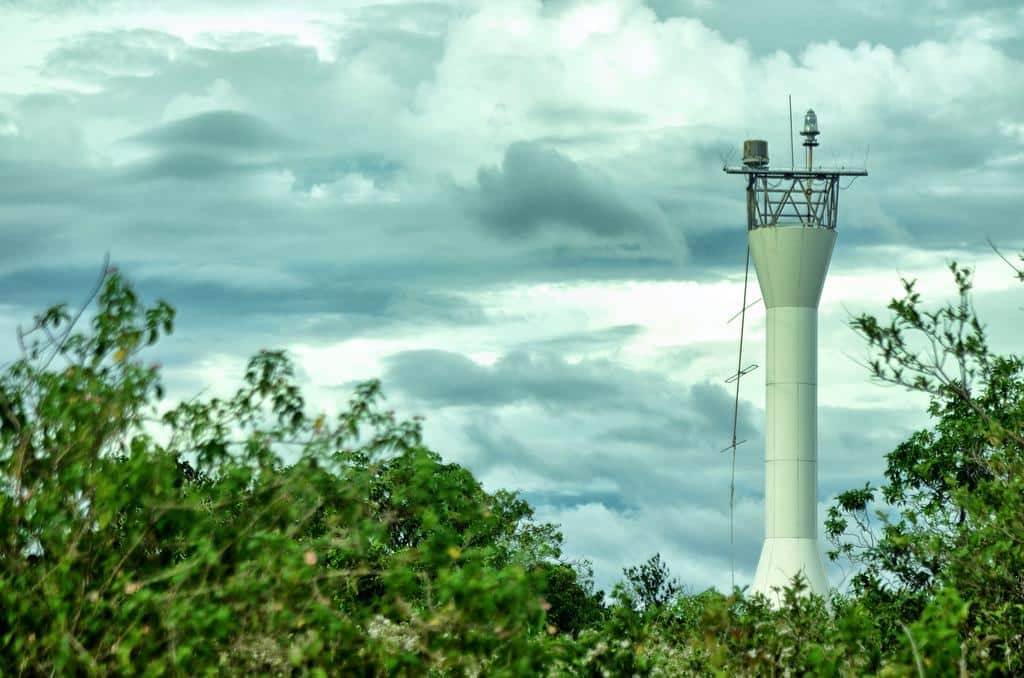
<box><xmin>789</xmin><ymin>95</ymin><xmax>794</xmax><ymax>170</ymax></box>
<box><xmin>726</xmin><ymin>244</ymin><xmax>754</xmax><ymax>591</ymax></box>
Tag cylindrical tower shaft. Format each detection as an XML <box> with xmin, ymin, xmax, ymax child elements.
<box><xmin>748</xmin><ymin>225</ymin><xmax>834</xmax><ymax>600</ymax></box>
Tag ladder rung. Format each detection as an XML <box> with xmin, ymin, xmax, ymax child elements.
<box><xmin>724</xmin><ymin>364</ymin><xmax>758</xmax><ymax>384</ymax></box>
<box><xmin>719</xmin><ymin>439</ymin><xmax>747</xmax><ymax>454</ymax></box>
<box><xmin>727</xmin><ymin>297</ymin><xmax>761</xmax><ymax>324</ymax></box>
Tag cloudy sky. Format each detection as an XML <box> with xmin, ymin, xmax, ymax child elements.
<box><xmin>2</xmin><ymin>0</ymin><xmax>1023</xmax><ymax>594</ymax></box>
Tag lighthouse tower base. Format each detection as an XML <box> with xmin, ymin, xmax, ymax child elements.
<box><xmin>751</xmin><ymin>537</ymin><xmax>828</xmax><ymax>601</ymax></box>
<box><xmin>747</xmin><ymin>225</ymin><xmax>836</xmax><ymax>605</ymax></box>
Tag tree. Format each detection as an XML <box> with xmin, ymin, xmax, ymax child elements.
<box><xmin>7</xmin><ymin>246</ymin><xmax>1023</xmax><ymax>675</ymax></box>
<box><xmin>620</xmin><ymin>553</ymin><xmax>681</xmax><ymax>613</ymax></box>
<box><xmin>825</xmin><ymin>248</ymin><xmax>1024</xmax><ymax>673</ymax></box>
<box><xmin>534</xmin><ymin>560</ymin><xmax>605</xmax><ymax>636</ymax></box>
<box><xmin>0</xmin><ymin>263</ymin><xmax>568</xmax><ymax>675</ymax></box>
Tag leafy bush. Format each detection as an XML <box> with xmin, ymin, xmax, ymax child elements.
<box><xmin>0</xmin><ymin>268</ymin><xmax>565</xmax><ymax>675</ymax></box>
<box><xmin>2</xmin><ymin>244</ymin><xmax>1023</xmax><ymax>675</ymax></box>
<box><xmin>825</xmin><ymin>255</ymin><xmax>1024</xmax><ymax>675</ymax></box>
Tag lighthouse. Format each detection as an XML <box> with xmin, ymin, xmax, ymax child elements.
<box><xmin>724</xmin><ymin>110</ymin><xmax>866</xmax><ymax>601</ymax></box>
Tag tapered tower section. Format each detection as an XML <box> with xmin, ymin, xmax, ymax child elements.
<box><xmin>725</xmin><ymin>111</ymin><xmax>866</xmax><ymax>602</ymax></box>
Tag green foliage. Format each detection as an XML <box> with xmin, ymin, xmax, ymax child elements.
<box><xmin>692</xmin><ymin>580</ymin><xmax>883</xmax><ymax>677</ymax></box>
<box><xmin>534</xmin><ymin>561</ymin><xmax>605</xmax><ymax>637</ymax></box>
<box><xmin>827</xmin><ymin>250</ymin><xmax>1024</xmax><ymax>674</ymax></box>
<box><xmin>0</xmin><ymin>268</ymin><xmax>565</xmax><ymax>675</ymax></box>
<box><xmin>3</xmin><ymin>243</ymin><xmax>1024</xmax><ymax>674</ymax></box>
<box><xmin>880</xmin><ymin>587</ymin><xmax>972</xmax><ymax>678</ymax></box>
<box><xmin>620</xmin><ymin>553</ymin><xmax>681</xmax><ymax>613</ymax></box>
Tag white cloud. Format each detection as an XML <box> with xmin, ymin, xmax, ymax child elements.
<box><xmin>402</xmin><ymin>0</ymin><xmax>1021</xmax><ymax>184</ymax></box>
<box><xmin>161</xmin><ymin>79</ymin><xmax>248</xmax><ymax>123</ymax></box>
<box><xmin>308</xmin><ymin>173</ymin><xmax>399</xmax><ymax>203</ymax></box>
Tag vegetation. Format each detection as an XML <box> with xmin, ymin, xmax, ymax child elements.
<box><xmin>1</xmin><ymin>245</ymin><xmax>1021</xmax><ymax>675</ymax></box>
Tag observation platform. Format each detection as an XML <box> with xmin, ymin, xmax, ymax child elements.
<box><xmin>723</xmin><ymin>165</ymin><xmax>867</xmax><ymax>231</ymax></box>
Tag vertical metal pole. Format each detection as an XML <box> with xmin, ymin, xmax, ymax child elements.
<box><xmin>805</xmin><ymin>147</ymin><xmax>814</xmax><ymax>225</ymax></box>
<box><xmin>789</xmin><ymin>95</ymin><xmax>795</xmax><ymax>170</ymax></box>
<box><xmin>747</xmin><ymin>177</ymin><xmax>755</xmax><ymax>229</ymax></box>
<box><xmin>728</xmin><ymin>244</ymin><xmax>753</xmax><ymax>591</ymax></box>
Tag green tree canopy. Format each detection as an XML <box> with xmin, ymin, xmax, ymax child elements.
<box><xmin>3</xmin><ymin>244</ymin><xmax>1024</xmax><ymax>676</ymax></box>
<box><xmin>0</xmin><ymin>266</ymin><xmax>570</xmax><ymax>675</ymax></box>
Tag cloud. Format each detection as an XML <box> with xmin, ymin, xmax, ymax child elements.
<box><xmin>467</xmin><ymin>141</ymin><xmax>668</xmax><ymax>238</ymax></box>
<box><xmin>0</xmin><ymin>262</ymin><xmax>490</xmax><ymax>360</ymax></box>
<box><xmin>528</xmin><ymin>103</ymin><xmax>648</xmax><ymax>127</ymax></box>
<box><xmin>43</xmin><ymin>28</ymin><xmax>186</xmax><ymax>81</ymax></box>
<box><xmin>125</xmin><ymin>110</ymin><xmax>290</xmax><ymax>150</ymax></box>
<box><xmin>280</xmin><ymin>152</ymin><xmax>400</xmax><ymax>193</ymax></box>
<box><xmin>333</xmin><ymin>7</ymin><xmax>450</xmax><ymax>91</ymax></box>
<box><xmin>517</xmin><ymin>323</ymin><xmax>645</xmax><ymax>354</ymax></box>
<box><xmin>383</xmin><ymin>349</ymin><xmax>622</xmax><ymax>408</ymax></box>
<box><xmin>161</xmin><ymin>78</ymin><xmax>248</xmax><ymax>123</ymax></box>
<box><xmin>383</xmin><ymin>343</ymin><xmax>759</xmax><ymax>481</ymax></box>
<box><xmin>121</xmin><ymin>152</ymin><xmax>242</xmax><ymax>181</ymax></box>
<box><xmin>0</xmin><ymin>92</ymin><xmax>90</xmax><ymax>165</ymax></box>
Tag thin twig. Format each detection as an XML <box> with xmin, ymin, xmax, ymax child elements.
<box><xmin>901</xmin><ymin>622</ymin><xmax>926</xmax><ymax>678</ymax></box>
<box><xmin>40</xmin><ymin>252</ymin><xmax>112</xmax><ymax>374</ymax></box>
<box><xmin>987</xmin><ymin>237</ymin><xmax>1023</xmax><ymax>278</ymax></box>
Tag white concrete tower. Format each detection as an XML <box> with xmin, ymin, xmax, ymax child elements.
<box><xmin>724</xmin><ymin>110</ymin><xmax>866</xmax><ymax>602</ymax></box>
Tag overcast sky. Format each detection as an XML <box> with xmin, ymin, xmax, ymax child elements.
<box><xmin>2</xmin><ymin>0</ymin><xmax>1023</xmax><ymax>595</ymax></box>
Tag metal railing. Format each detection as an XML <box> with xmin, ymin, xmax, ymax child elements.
<box><xmin>746</xmin><ymin>173</ymin><xmax>839</xmax><ymax>230</ymax></box>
